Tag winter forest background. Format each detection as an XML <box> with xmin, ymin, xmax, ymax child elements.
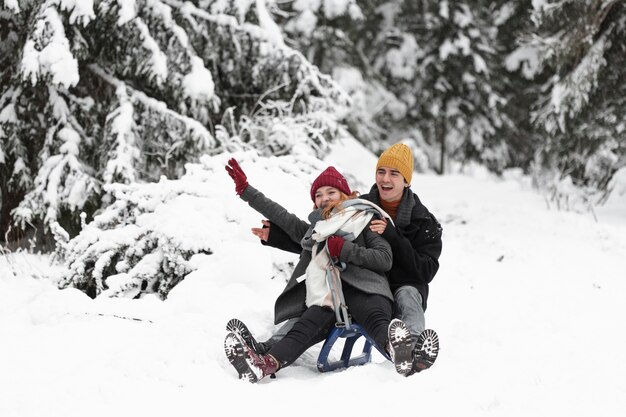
<box><xmin>1</xmin><ymin>0</ymin><xmax>626</xmax><ymax>299</ymax></box>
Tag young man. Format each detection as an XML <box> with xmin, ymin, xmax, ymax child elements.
<box><xmin>232</xmin><ymin>143</ymin><xmax>443</xmax><ymax>375</ymax></box>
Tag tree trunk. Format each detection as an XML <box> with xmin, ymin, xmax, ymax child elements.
<box><xmin>0</xmin><ymin>185</ymin><xmax>25</xmax><ymax>245</ymax></box>
<box><xmin>438</xmin><ymin>100</ymin><xmax>447</xmax><ymax>175</ymax></box>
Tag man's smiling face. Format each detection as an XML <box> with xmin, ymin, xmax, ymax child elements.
<box><xmin>376</xmin><ymin>167</ymin><xmax>406</xmax><ymax>202</ymax></box>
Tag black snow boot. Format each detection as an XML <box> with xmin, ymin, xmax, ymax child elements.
<box><xmin>225</xmin><ymin>318</ymin><xmax>272</xmax><ymax>354</ymax></box>
<box><xmin>224</xmin><ymin>332</ymin><xmax>280</xmax><ymax>383</ymax></box>
<box><xmin>406</xmin><ymin>329</ymin><xmax>439</xmax><ymax>376</ymax></box>
<box><xmin>387</xmin><ymin>319</ymin><xmax>413</xmax><ymax>375</ymax></box>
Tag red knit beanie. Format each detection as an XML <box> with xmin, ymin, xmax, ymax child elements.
<box><xmin>310</xmin><ymin>167</ymin><xmax>351</xmax><ymax>201</ymax></box>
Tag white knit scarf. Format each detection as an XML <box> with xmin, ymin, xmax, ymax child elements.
<box><xmin>303</xmin><ymin>199</ymin><xmax>391</xmax><ymax>308</ymax></box>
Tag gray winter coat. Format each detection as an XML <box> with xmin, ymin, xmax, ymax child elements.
<box><xmin>240</xmin><ymin>185</ymin><xmax>393</xmax><ymax>324</ymax></box>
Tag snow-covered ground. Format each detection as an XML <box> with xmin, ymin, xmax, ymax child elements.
<box><xmin>1</xmin><ymin>138</ymin><xmax>625</xmax><ymax>417</ymax></box>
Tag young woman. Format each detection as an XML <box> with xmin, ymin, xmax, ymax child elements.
<box><xmin>224</xmin><ymin>160</ymin><xmax>413</xmax><ymax>382</ymax></box>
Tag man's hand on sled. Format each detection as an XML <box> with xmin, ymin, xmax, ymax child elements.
<box><xmin>225</xmin><ymin>158</ymin><xmax>249</xmax><ymax>196</ymax></box>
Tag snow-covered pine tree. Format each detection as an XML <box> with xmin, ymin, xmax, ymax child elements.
<box><xmin>4</xmin><ymin>0</ymin><xmax>351</xmax><ymax>299</ymax></box>
<box><xmin>270</xmin><ymin>0</ymin><xmax>412</xmax><ymax>155</ymax></box>
<box><xmin>492</xmin><ymin>0</ymin><xmax>547</xmax><ymax>172</ymax></box>
<box><xmin>57</xmin><ymin>174</ymin><xmax>204</xmax><ymax>299</ymax></box>
<box><xmin>0</xmin><ymin>0</ymin><xmax>219</xmax><ymax>246</ymax></box>
<box><xmin>528</xmin><ymin>0</ymin><xmax>626</xmax><ymax>206</ymax></box>
<box><xmin>0</xmin><ymin>0</ymin><xmax>349</xmax><ymax>248</ymax></box>
<box><xmin>175</xmin><ymin>0</ymin><xmax>350</xmax><ymax>156</ymax></box>
<box><xmin>381</xmin><ymin>0</ymin><xmax>509</xmax><ymax>174</ymax></box>
<box><xmin>57</xmin><ymin>152</ymin><xmax>333</xmax><ymax>299</ymax></box>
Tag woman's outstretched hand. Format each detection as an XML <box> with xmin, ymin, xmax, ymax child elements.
<box><xmin>225</xmin><ymin>158</ymin><xmax>249</xmax><ymax>196</ymax></box>
<box><xmin>251</xmin><ymin>220</ymin><xmax>271</xmax><ymax>242</ymax></box>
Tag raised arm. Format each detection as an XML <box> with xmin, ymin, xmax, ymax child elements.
<box><xmin>226</xmin><ymin>158</ymin><xmax>309</xmax><ymax>242</ymax></box>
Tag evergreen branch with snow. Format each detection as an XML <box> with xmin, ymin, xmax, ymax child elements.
<box><xmin>1</xmin><ymin>0</ymin><xmax>352</xmax><ymax>249</ymax></box>
<box><xmin>528</xmin><ymin>0</ymin><xmax>626</xmax><ymax>198</ymax></box>
<box><xmin>56</xmin><ymin>152</ymin><xmax>325</xmax><ymax>299</ymax></box>
<box><xmin>57</xmin><ymin>178</ymin><xmax>203</xmax><ymax>299</ymax></box>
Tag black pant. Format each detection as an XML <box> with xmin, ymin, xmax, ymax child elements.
<box><xmin>268</xmin><ymin>283</ymin><xmax>393</xmax><ymax>367</ymax></box>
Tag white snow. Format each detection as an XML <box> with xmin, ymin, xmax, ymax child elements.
<box><xmin>135</xmin><ymin>19</ymin><xmax>168</xmax><ymax>85</ymax></box>
<box><xmin>53</xmin><ymin>0</ymin><xmax>95</xmax><ymax>26</ymax></box>
<box><xmin>505</xmin><ymin>44</ymin><xmax>543</xmax><ymax>79</ymax></box>
<box><xmin>384</xmin><ymin>35</ymin><xmax>419</xmax><ymax>80</ymax></box>
<box><xmin>472</xmin><ymin>53</ymin><xmax>487</xmax><ymax>73</ymax></box>
<box><xmin>115</xmin><ymin>0</ymin><xmax>137</xmax><ymax>26</ymax></box>
<box><xmin>58</xmin><ymin>127</ymin><xmax>81</xmax><ymax>156</ymax></box>
<box><xmin>493</xmin><ymin>2</ymin><xmax>516</xmax><ymax>26</ymax></box>
<box><xmin>103</xmin><ymin>85</ymin><xmax>140</xmax><ymax>184</ymax></box>
<box><xmin>439</xmin><ymin>38</ymin><xmax>455</xmax><ymax>60</ymax></box>
<box><xmin>550</xmin><ymin>82</ymin><xmax>566</xmax><ymax>117</ymax></box>
<box><xmin>601</xmin><ymin>166</ymin><xmax>626</xmax><ymax>223</ymax></box>
<box><xmin>532</xmin><ymin>0</ymin><xmax>548</xmax><ymax>12</ymax></box>
<box><xmin>50</xmin><ymin>88</ymin><xmax>71</xmax><ymax>122</ymax></box>
<box><xmin>293</xmin><ymin>0</ymin><xmax>321</xmax><ymax>13</ymax></box>
<box><xmin>21</xmin><ymin>7</ymin><xmax>80</xmax><ymax>89</ymax></box>
<box><xmin>322</xmin><ymin>0</ymin><xmax>350</xmax><ymax>20</ymax></box>
<box><xmin>1</xmin><ymin>137</ymin><xmax>625</xmax><ymax>416</ymax></box>
<box><xmin>286</xmin><ymin>8</ymin><xmax>317</xmax><ymax>37</ymax></box>
<box><xmin>3</xmin><ymin>0</ymin><xmax>20</xmax><ymax>13</ymax></box>
<box><xmin>0</xmin><ymin>102</ymin><xmax>17</xmax><ymax>123</ymax></box>
<box><xmin>439</xmin><ymin>0</ymin><xmax>450</xmax><ymax>20</ymax></box>
<box><xmin>453</xmin><ymin>4</ymin><xmax>472</xmax><ymax>28</ymax></box>
<box><xmin>456</xmin><ymin>33</ymin><xmax>471</xmax><ymax>55</ymax></box>
<box><xmin>209</xmin><ymin>0</ymin><xmax>254</xmax><ymax>23</ymax></box>
<box><xmin>182</xmin><ymin>56</ymin><xmax>215</xmax><ymax>101</ymax></box>
<box><xmin>11</xmin><ymin>157</ymin><xmax>26</xmax><ymax>178</ymax></box>
<box><xmin>332</xmin><ymin>66</ymin><xmax>364</xmax><ymax>95</ymax></box>
<box><xmin>255</xmin><ymin>0</ymin><xmax>285</xmax><ymax>46</ymax></box>
<box><xmin>347</xmin><ymin>3</ymin><xmax>364</xmax><ymax>21</ymax></box>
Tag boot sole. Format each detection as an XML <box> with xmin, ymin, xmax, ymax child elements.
<box><xmin>388</xmin><ymin>319</ymin><xmax>413</xmax><ymax>375</ymax></box>
<box><xmin>226</xmin><ymin>318</ymin><xmax>263</xmax><ymax>354</ymax></box>
<box><xmin>413</xmin><ymin>329</ymin><xmax>439</xmax><ymax>372</ymax></box>
<box><xmin>224</xmin><ymin>332</ymin><xmax>259</xmax><ymax>383</ymax></box>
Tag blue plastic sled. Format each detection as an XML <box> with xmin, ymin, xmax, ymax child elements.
<box><xmin>316</xmin><ymin>323</ymin><xmax>389</xmax><ymax>372</ymax></box>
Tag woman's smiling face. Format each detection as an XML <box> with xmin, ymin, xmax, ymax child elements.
<box><xmin>314</xmin><ymin>186</ymin><xmax>342</xmax><ymax>209</ymax></box>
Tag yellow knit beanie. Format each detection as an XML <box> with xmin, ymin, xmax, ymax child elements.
<box><xmin>376</xmin><ymin>143</ymin><xmax>413</xmax><ymax>184</ymax></box>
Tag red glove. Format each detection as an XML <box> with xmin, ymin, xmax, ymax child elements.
<box><xmin>225</xmin><ymin>158</ymin><xmax>249</xmax><ymax>196</ymax></box>
<box><xmin>327</xmin><ymin>235</ymin><xmax>345</xmax><ymax>259</ymax></box>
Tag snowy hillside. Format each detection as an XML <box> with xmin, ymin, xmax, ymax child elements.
<box><xmin>1</xmin><ymin>137</ymin><xmax>625</xmax><ymax>417</ymax></box>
